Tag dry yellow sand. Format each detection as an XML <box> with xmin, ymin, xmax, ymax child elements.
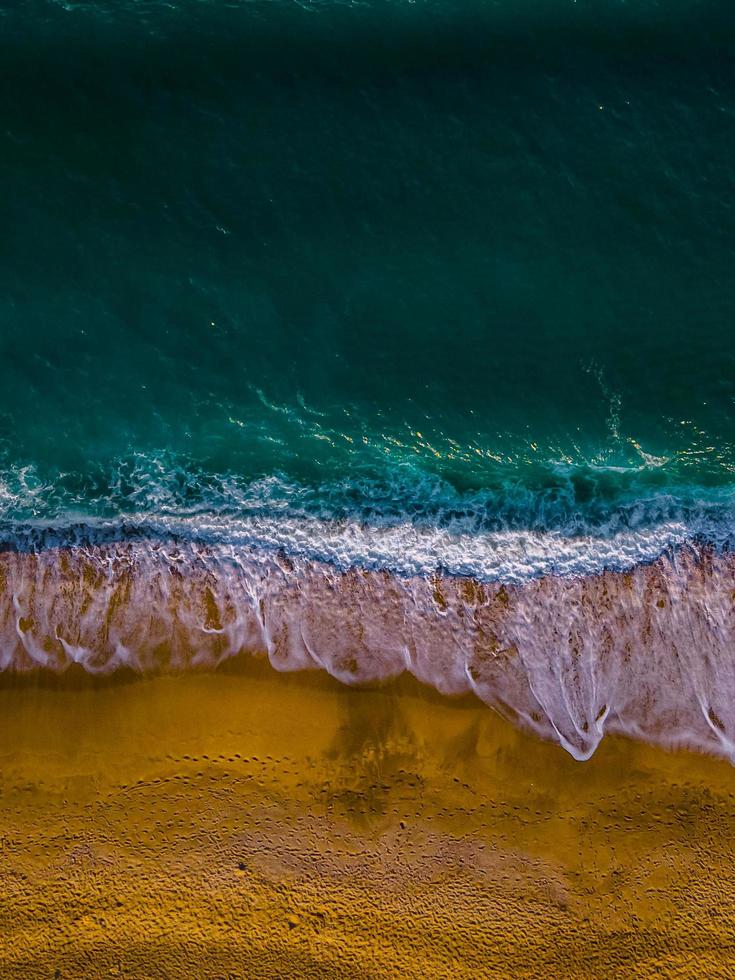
<box><xmin>1</xmin><ymin>657</ymin><xmax>735</xmax><ymax>979</ymax></box>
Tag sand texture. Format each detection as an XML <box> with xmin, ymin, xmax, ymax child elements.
<box><xmin>1</xmin><ymin>660</ymin><xmax>735</xmax><ymax>979</ymax></box>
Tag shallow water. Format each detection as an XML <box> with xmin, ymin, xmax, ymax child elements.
<box><xmin>3</xmin><ymin>539</ymin><xmax>735</xmax><ymax>760</ymax></box>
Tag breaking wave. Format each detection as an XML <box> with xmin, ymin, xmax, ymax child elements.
<box><xmin>1</xmin><ymin>454</ymin><xmax>735</xmax><ymax>582</ymax></box>
<box><xmin>2</xmin><ymin>459</ymin><xmax>735</xmax><ymax>760</ymax></box>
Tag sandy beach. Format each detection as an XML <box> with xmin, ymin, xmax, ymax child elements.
<box><xmin>1</xmin><ymin>657</ymin><xmax>735</xmax><ymax>979</ymax></box>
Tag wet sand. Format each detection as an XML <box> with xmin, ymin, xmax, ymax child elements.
<box><xmin>1</xmin><ymin>657</ymin><xmax>735</xmax><ymax>978</ymax></box>
<box><xmin>6</xmin><ymin>542</ymin><xmax>735</xmax><ymax>760</ymax></box>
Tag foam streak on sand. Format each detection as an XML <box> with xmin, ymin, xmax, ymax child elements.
<box><xmin>3</xmin><ymin>537</ymin><xmax>735</xmax><ymax>761</ymax></box>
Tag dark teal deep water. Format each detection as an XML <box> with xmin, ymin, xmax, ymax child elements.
<box><xmin>2</xmin><ymin>0</ymin><xmax>735</xmax><ymax>565</ymax></box>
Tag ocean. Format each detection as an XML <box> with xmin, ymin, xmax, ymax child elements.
<box><xmin>2</xmin><ymin>0</ymin><xmax>735</xmax><ymax>759</ymax></box>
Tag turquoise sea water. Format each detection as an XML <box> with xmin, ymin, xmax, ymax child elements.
<box><xmin>2</xmin><ymin>0</ymin><xmax>735</xmax><ymax>573</ymax></box>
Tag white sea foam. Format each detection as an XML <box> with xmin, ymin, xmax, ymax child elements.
<box><xmin>2</xmin><ymin>459</ymin><xmax>735</xmax><ymax>762</ymax></box>
<box><xmin>2</xmin><ymin>530</ymin><xmax>735</xmax><ymax>763</ymax></box>
<box><xmin>1</xmin><ymin>509</ymin><xmax>720</xmax><ymax>585</ymax></box>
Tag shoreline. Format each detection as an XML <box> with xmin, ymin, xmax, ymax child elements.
<box><xmin>2</xmin><ymin>663</ymin><xmax>735</xmax><ymax>977</ymax></box>
<box><xmin>2</xmin><ymin>540</ymin><xmax>735</xmax><ymax>759</ymax></box>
